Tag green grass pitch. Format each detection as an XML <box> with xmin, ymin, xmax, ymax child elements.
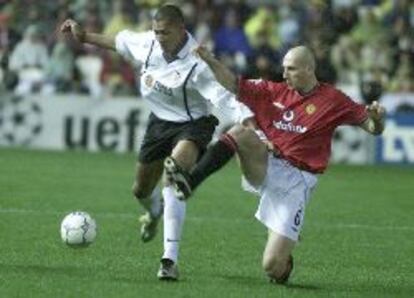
<box><xmin>0</xmin><ymin>148</ymin><xmax>413</xmax><ymax>297</ymax></box>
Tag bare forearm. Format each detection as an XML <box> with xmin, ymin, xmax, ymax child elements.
<box><xmin>202</xmin><ymin>55</ymin><xmax>238</xmax><ymax>94</ymax></box>
<box><xmin>193</xmin><ymin>46</ymin><xmax>240</xmax><ymax>92</ymax></box>
<box><xmin>82</xmin><ymin>32</ymin><xmax>115</xmax><ymax>51</ymax></box>
<box><xmin>60</xmin><ymin>19</ymin><xmax>116</xmax><ymax>51</ymax></box>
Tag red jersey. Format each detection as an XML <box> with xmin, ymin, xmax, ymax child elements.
<box><xmin>238</xmin><ymin>79</ymin><xmax>368</xmax><ymax>173</ymax></box>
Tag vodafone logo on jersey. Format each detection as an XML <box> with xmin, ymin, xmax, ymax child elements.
<box><xmin>282</xmin><ymin>110</ymin><xmax>295</xmax><ymax>122</ymax></box>
<box><xmin>273</xmin><ymin>110</ymin><xmax>308</xmax><ymax>134</ymax></box>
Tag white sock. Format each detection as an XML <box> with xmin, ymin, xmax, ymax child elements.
<box><xmin>162</xmin><ymin>186</ymin><xmax>186</xmax><ymax>263</ymax></box>
<box><xmin>139</xmin><ymin>185</ymin><xmax>163</xmax><ymax>218</ymax></box>
<box><xmin>149</xmin><ymin>185</ymin><xmax>163</xmax><ymax>217</ymax></box>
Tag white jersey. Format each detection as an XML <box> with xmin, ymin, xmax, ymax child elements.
<box><xmin>115</xmin><ymin>30</ymin><xmax>251</xmax><ymax>123</ymax></box>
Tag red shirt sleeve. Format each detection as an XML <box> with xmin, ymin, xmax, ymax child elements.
<box><xmin>334</xmin><ymin>90</ymin><xmax>368</xmax><ymax>126</ymax></box>
<box><xmin>237</xmin><ymin>78</ymin><xmax>283</xmax><ymax>112</ymax></box>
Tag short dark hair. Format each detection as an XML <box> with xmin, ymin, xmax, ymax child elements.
<box><xmin>153</xmin><ymin>4</ymin><xmax>184</xmax><ymax>25</ymax></box>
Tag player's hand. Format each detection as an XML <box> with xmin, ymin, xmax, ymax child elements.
<box><xmin>366</xmin><ymin>101</ymin><xmax>386</xmax><ymax>121</ymax></box>
<box><xmin>193</xmin><ymin>45</ymin><xmax>215</xmax><ymax>62</ymax></box>
<box><xmin>265</xmin><ymin>141</ymin><xmax>274</xmax><ymax>151</ymax></box>
<box><xmin>60</xmin><ymin>19</ymin><xmax>85</xmax><ymax>42</ymax></box>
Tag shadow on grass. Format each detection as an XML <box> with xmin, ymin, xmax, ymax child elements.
<box><xmin>217</xmin><ymin>273</ymin><xmax>264</xmax><ymax>286</ymax></box>
<box><xmin>216</xmin><ymin>273</ymin><xmax>322</xmax><ymax>291</ymax></box>
<box><xmin>0</xmin><ymin>263</ymin><xmax>143</xmax><ymax>284</ymax></box>
<box><xmin>0</xmin><ymin>263</ymin><xmax>85</xmax><ymax>276</ymax></box>
<box><xmin>322</xmin><ymin>283</ymin><xmax>414</xmax><ymax>296</ymax></box>
<box><xmin>286</xmin><ymin>282</ymin><xmax>321</xmax><ymax>291</ymax></box>
<box><xmin>289</xmin><ymin>280</ymin><xmax>414</xmax><ymax>296</ymax></box>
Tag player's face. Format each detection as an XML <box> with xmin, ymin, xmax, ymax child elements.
<box><xmin>282</xmin><ymin>53</ymin><xmax>309</xmax><ymax>91</ymax></box>
<box><xmin>153</xmin><ymin>20</ymin><xmax>185</xmax><ymax>55</ymax></box>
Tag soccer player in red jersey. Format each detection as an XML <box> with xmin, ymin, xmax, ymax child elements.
<box><xmin>164</xmin><ymin>45</ymin><xmax>386</xmax><ymax>284</ymax></box>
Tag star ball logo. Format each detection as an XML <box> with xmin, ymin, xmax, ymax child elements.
<box><xmin>0</xmin><ymin>95</ymin><xmax>43</xmax><ymax>145</ymax></box>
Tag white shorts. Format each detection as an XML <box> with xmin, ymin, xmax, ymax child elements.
<box><xmin>244</xmin><ymin>154</ymin><xmax>318</xmax><ymax>242</ymax></box>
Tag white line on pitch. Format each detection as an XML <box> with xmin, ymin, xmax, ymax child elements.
<box><xmin>0</xmin><ymin>207</ymin><xmax>413</xmax><ymax>231</ymax></box>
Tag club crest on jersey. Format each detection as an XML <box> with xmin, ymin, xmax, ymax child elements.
<box><xmin>144</xmin><ymin>74</ymin><xmax>155</xmax><ymax>87</ymax></box>
<box><xmin>306</xmin><ymin>104</ymin><xmax>316</xmax><ymax>115</ymax></box>
<box><xmin>144</xmin><ymin>74</ymin><xmax>173</xmax><ymax>96</ymax></box>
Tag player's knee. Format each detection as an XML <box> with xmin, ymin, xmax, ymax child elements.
<box><xmin>227</xmin><ymin>124</ymin><xmax>248</xmax><ymax>140</ymax></box>
<box><xmin>227</xmin><ymin>125</ymin><xmax>257</xmax><ymax>147</ymax></box>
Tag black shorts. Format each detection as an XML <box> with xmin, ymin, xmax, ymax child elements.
<box><xmin>138</xmin><ymin>113</ymin><xmax>219</xmax><ymax>163</ymax></box>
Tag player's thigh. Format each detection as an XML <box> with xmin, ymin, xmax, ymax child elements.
<box><xmin>171</xmin><ymin>140</ymin><xmax>200</xmax><ymax>170</ymax></box>
<box><xmin>138</xmin><ymin>113</ymin><xmax>175</xmax><ymax>163</ymax></box>
<box><xmin>132</xmin><ymin>159</ymin><xmax>164</xmax><ymax>198</ymax></box>
<box><xmin>262</xmin><ymin>229</ymin><xmax>295</xmax><ymax>270</ymax></box>
<box><xmin>228</xmin><ymin>125</ymin><xmax>268</xmax><ymax>187</ymax></box>
<box><xmin>171</xmin><ymin>115</ymin><xmax>218</xmax><ymax>170</ymax></box>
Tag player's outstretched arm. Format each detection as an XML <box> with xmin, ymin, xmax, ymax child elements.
<box><xmin>60</xmin><ymin>19</ymin><xmax>115</xmax><ymax>51</ymax></box>
<box><xmin>360</xmin><ymin>101</ymin><xmax>386</xmax><ymax>135</ymax></box>
<box><xmin>195</xmin><ymin>46</ymin><xmax>238</xmax><ymax>94</ymax></box>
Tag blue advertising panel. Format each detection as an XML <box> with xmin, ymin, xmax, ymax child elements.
<box><xmin>376</xmin><ymin>114</ymin><xmax>414</xmax><ymax>164</ymax></box>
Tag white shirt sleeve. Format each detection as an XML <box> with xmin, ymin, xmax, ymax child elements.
<box><xmin>115</xmin><ymin>30</ymin><xmax>154</xmax><ymax>65</ymax></box>
<box><xmin>192</xmin><ymin>61</ymin><xmax>253</xmax><ymax>123</ymax></box>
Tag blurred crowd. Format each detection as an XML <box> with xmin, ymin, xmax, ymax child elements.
<box><xmin>0</xmin><ymin>0</ymin><xmax>413</xmax><ymax>104</ymax></box>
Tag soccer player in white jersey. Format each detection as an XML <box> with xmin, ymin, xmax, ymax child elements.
<box><xmin>60</xmin><ymin>5</ymin><xmax>250</xmax><ymax>281</ymax></box>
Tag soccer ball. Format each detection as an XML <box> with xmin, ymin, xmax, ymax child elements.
<box><xmin>60</xmin><ymin>211</ymin><xmax>97</xmax><ymax>247</ymax></box>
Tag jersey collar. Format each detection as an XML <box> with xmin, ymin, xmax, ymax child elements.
<box><xmin>161</xmin><ymin>32</ymin><xmax>192</xmax><ymax>63</ymax></box>
<box><xmin>295</xmin><ymin>82</ymin><xmax>321</xmax><ymax>99</ymax></box>
<box><xmin>176</xmin><ymin>31</ymin><xmax>194</xmax><ymax>59</ymax></box>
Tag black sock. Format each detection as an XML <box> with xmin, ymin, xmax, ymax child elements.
<box><xmin>190</xmin><ymin>134</ymin><xmax>237</xmax><ymax>189</ymax></box>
